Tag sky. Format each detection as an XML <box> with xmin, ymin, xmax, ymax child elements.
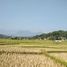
<box><xmin>0</xmin><ymin>0</ymin><xmax>67</xmax><ymax>33</ymax></box>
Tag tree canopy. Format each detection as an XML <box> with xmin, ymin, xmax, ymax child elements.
<box><xmin>33</xmin><ymin>30</ymin><xmax>67</xmax><ymax>40</ymax></box>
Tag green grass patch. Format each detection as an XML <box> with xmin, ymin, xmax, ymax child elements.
<box><xmin>44</xmin><ymin>52</ymin><xmax>67</xmax><ymax>67</ymax></box>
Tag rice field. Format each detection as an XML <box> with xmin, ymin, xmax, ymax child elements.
<box><xmin>49</xmin><ymin>53</ymin><xmax>67</xmax><ymax>62</ymax></box>
<box><xmin>0</xmin><ymin>47</ymin><xmax>65</xmax><ymax>67</ymax></box>
<box><xmin>0</xmin><ymin>53</ymin><xmax>65</xmax><ymax>67</ymax></box>
<box><xmin>0</xmin><ymin>39</ymin><xmax>67</xmax><ymax>67</ymax></box>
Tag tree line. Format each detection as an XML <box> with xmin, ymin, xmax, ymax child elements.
<box><xmin>0</xmin><ymin>30</ymin><xmax>67</xmax><ymax>40</ymax></box>
<box><xmin>32</xmin><ymin>30</ymin><xmax>67</xmax><ymax>40</ymax></box>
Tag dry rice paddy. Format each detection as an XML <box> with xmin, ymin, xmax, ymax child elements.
<box><xmin>0</xmin><ymin>40</ymin><xmax>67</xmax><ymax>67</ymax></box>
<box><xmin>0</xmin><ymin>46</ymin><xmax>66</xmax><ymax>67</ymax></box>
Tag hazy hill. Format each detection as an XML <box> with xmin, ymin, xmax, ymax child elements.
<box><xmin>33</xmin><ymin>30</ymin><xmax>67</xmax><ymax>40</ymax></box>
<box><xmin>0</xmin><ymin>34</ymin><xmax>10</xmax><ymax>38</ymax></box>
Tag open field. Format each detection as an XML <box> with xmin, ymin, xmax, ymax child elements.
<box><xmin>0</xmin><ymin>53</ymin><xmax>65</xmax><ymax>67</ymax></box>
<box><xmin>0</xmin><ymin>39</ymin><xmax>67</xmax><ymax>67</ymax></box>
<box><xmin>0</xmin><ymin>39</ymin><xmax>67</xmax><ymax>46</ymax></box>
<box><xmin>49</xmin><ymin>53</ymin><xmax>67</xmax><ymax>62</ymax></box>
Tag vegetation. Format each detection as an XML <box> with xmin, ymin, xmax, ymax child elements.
<box><xmin>0</xmin><ymin>45</ymin><xmax>67</xmax><ymax>67</ymax></box>
<box><xmin>0</xmin><ymin>30</ymin><xmax>67</xmax><ymax>40</ymax></box>
<box><xmin>0</xmin><ymin>53</ymin><xmax>65</xmax><ymax>67</ymax></box>
<box><xmin>33</xmin><ymin>30</ymin><xmax>67</xmax><ymax>40</ymax></box>
<box><xmin>0</xmin><ymin>30</ymin><xmax>67</xmax><ymax>67</ymax></box>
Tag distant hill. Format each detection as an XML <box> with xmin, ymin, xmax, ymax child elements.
<box><xmin>13</xmin><ymin>31</ymin><xmax>41</xmax><ymax>37</ymax></box>
<box><xmin>33</xmin><ymin>30</ymin><xmax>67</xmax><ymax>40</ymax></box>
<box><xmin>0</xmin><ymin>34</ymin><xmax>10</xmax><ymax>38</ymax></box>
<box><xmin>0</xmin><ymin>30</ymin><xmax>67</xmax><ymax>40</ymax></box>
<box><xmin>0</xmin><ymin>30</ymin><xmax>41</xmax><ymax>37</ymax></box>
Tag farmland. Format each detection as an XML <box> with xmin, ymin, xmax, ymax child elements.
<box><xmin>0</xmin><ymin>39</ymin><xmax>67</xmax><ymax>67</ymax></box>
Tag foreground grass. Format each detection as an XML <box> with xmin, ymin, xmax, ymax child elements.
<box><xmin>49</xmin><ymin>53</ymin><xmax>67</xmax><ymax>62</ymax></box>
<box><xmin>0</xmin><ymin>46</ymin><xmax>67</xmax><ymax>67</ymax></box>
<box><xmin>43</xmin><ymin>52</ymin><xmax>67</xmax><ymax>67</ymax></box>
<box><xmin>0</xmin><ymin>39</ymin><xmax>67</xmax><ymax>67</ymax></box>
<box><xmin>0</xmin><ymin>51</ymin><xmax>65</xmax><ymax>67</ymax></box>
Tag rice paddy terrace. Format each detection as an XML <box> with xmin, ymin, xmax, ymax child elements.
<box><xmin>0</xmin><ymin>39</ymin><xmax>67</xmax><ymax>67</ymax></box>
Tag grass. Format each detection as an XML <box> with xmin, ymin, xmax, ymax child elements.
<box><xmin>49</xmin><ymin>53</ymin><xmax>67</xmax><ymax>62</ymax></box>
<box><xmin>0</xmin><ymin>49</ymin><xmax>66</xmax><ymax>67</ymax></box>
<box><xmin>0</xmin><ymin>39</ymin><xmax>67</xmax><ymax>67</ymax></box>
<box><xmin>44</xmin><ymin>52</ymin><xmax>67</xmax><ymax>67</ymax></box>
<box><xmin>0</xmin><ymin>39</ymin><xmax>67</xmax><ymax>46</ymax></box>
<box><xmin>0</xmin><ymin>53</ymin><xmax>64</xmax><ymax>67</ymax></box>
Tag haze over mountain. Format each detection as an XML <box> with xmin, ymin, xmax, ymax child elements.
<box><xmin>13</xmin><ymin>31</ymin><xmax>41</xmax><ymax>37</ymax></box>
<box><xmin>0</xmin><ymin>29</ymin><xmax>41</xmax><ymax>37</ymax></box>
<box><xmin>0</xmin><ymin>30</ymin><xmax>67</xmax><ymax>40</ymax></box>
<box><xmin>0</xmin><ymin>34</ymin><xmax>10</xmax><ymax>38</ymax></box>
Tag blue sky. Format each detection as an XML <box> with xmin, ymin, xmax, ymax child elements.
<box><xmin>0</xmin><ymin>0</ymin><xmax>67</xmax><ymax>33</ymax></box>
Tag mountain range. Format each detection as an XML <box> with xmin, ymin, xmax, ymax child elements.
<box><xmin>0</xmin><ymin>30</ymin><xmax>41</xmax><ymax>37</ymax></box>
